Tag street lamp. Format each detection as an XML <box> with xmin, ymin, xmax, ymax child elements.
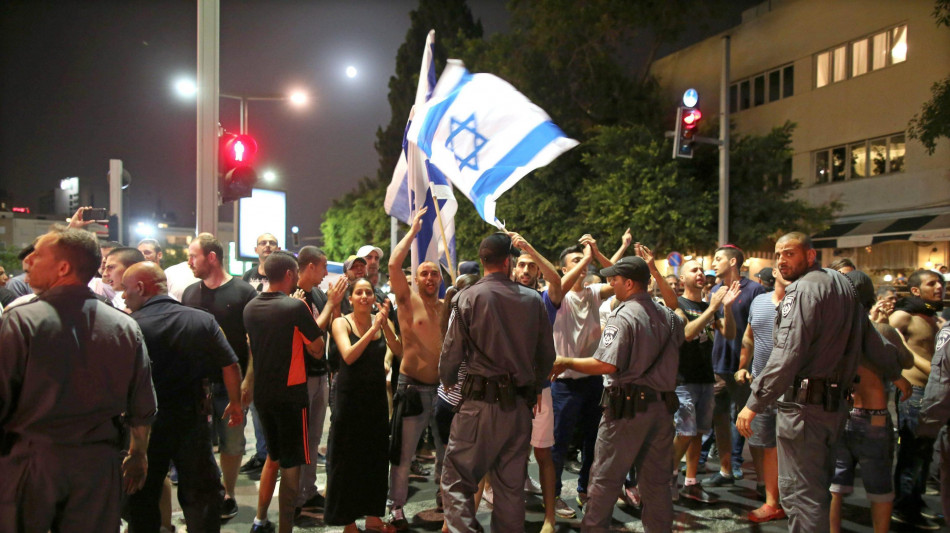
<box><xmin>219</xmin><ymin>90</ymin><xmax>309</xmax><ymax>135</ymax></box>
<box><xmin>262</xmin><ymin>170</ymin><xmax>277</xmax><ymax>183</ymax></box>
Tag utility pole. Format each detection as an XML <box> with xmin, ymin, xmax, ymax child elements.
<box><xmin>719</xmin><ymin>35</ymin><xmax>731</xmax><ymax>246</ymax></box>
<box><xmin>196</xmin><ymin>0</ymin><xmax>220</xmax><ymax>235</ymax></box>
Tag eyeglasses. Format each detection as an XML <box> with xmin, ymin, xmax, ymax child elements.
<box><xmin>257</xmin><ymin>240</ymin><xmax>278</xmax><ymax>246</ymax></box>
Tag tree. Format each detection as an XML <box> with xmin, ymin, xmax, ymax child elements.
<box><xmin>908</xmin><ymin>0</ymin><xmax>950</xmax><ymax>154</ymax></box>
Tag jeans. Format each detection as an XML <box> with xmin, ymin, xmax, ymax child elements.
<box><xmin>894</xmin><ymin>386</ymin><xmax>935</xmax><ymax>513</ymax></box>
<box><xmin>551</xmin><ymin>376</ymin><xmax>603</xmax><ymax>496</ymax></box>
<box><xmin>389</xmin><ymin>377</ymin><xmax>443</xmax><ymax>508</ymax></box>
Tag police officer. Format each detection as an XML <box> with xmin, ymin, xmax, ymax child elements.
<box><xmin>549</xmin><ymin>254</ymin><xmax>685</xmax><ymax>533</ymax></box>
<box><xmin>917</xmin><ymin>323</ymin><xmax>950</xmax><ymax>523</ymax></box>
<box><xmin>736</xmin><ymin>232</ymin><xmax>903</xmax><ymax>533</ymax></box>
<box><xmin>440</xmin><ymin>233</ymin><xmax>556</xmax><ymax>533</ymax></box>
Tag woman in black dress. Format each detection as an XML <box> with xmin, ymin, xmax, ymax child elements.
<box><xmin>325</xmin><ymin>278</ymin><xmax>401</xmax><ymax>532</ymax></box>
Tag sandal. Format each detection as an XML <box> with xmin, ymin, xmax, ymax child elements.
<box><xmin>364</xmin><ymin>518</ymin><xmax>397</xmax><ymax>533</ymax></box>
<box><xmin>748</xmin><ymin>503</ymin><xmax>787</xmax><ymax>523</ymax></box>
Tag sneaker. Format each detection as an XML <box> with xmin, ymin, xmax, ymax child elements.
<box><xmin>619</xmin><ymin>486</ymin><xmax>641</xmax><ymax>509</ymax></box>
<box><xmin>249</xmin><ymin>520</ymin><xmax>275</xmax><ymax>533</ymax></box>
<box><xmin>680</xmin><ymin>484</ymin><xmax>719</xmax><ymax>504</ymax></box>
<box><xmin>389</xmin><ymin>506</ymin><xmax>409</xmax><ymax>531</ymax></box>
<box><xmin>921</xmin><ymin>505</ymin><xmax>943</xmax><ymax>520</ymax></box>
<box><xmin>892</xmin><ymin>509</ymin><xmax>941</xmax><ymax>530</ymax></box>
<box><xmin>316</xmin><ymin>452</ymin><xmax>327</xmax><ymax>467</ymax></box>
<box><xmin>575</xmin><ymin>491</ymin><xmax>588</xmax><ymax>507</ymax></box>
<box><xmin>301</xmin><ymin>492</ymin><xmax>325</xmax><ymax>510</ymax></box>
<box><xmin>553</xmin><ymin>497</ymin><xmax>576</xmax><ymax>519</ymax></box>
<box><xmin>748</xmin><ymin>503</ymin><xmax>786</xmax><ymax>523</ymax></box>
<box><xmin>565</xmin><ymin>459</ymin><xmax>583</xmax><ymax>475</ymax></box>
<box><xmin>220</xmin><ymin>497</ymin><xmax>239</xmax><ymax>520</ymax></box>
<box><xmin>701</xmin><ymin>472</ymin><xmax>734</xmax><ymax>487</ymax></box>
<box><xmin>732</xmin><ymin>466</ymin><xmax>744</xmax><ymax>480</ymax></box>
<box><xmin>524</xmin><ymin>476</ymin><xmax>543</xmax><ymax>495</ymax></box>
<box><xmin>482</xmin><ymin>486</ymin><xmax>494</xmax><ymax>507</ymax></box>
<box><xmin>241</xmin><ymin>456</ymin><xmax>266</xmax><ymax>475</ymax></box>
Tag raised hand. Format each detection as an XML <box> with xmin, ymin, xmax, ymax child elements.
<box><xmin>721</xmin><ymin>280</ymin><xmax>741</xmax><ymax>307</ymax></box>
<box><xmin>621</xmin><ymin>228</ymin><xmax>633</xmax><ymax>248</ymax></box>
<box><xmin>411</xmin><ymin>207</ymin><xmax>428</xmax><ymax>234</ymax></box>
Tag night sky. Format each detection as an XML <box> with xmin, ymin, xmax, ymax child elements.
<box><xmin>0</xmin><ymin>0</ymin><xmax>509</xmax><ymax>240</ymax></box>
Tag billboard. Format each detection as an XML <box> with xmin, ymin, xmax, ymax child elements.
<box><xmin>237</xmin><ymin>188</ymin><xmax>286</xmax><ymax>261</ymax></box>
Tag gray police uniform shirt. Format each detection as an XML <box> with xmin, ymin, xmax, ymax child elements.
<box><xmin>918</xmin><ymin>324</ymin><xmax>950</xmax><ymax>438</ymax></box>
<box><xmin>441</xmin><ymin>272</ymin><xmax>555</xmax><ymax>390</ymax></box>
<box><xmin>747</xmin><ymin>266</ymin><xmax>899</xmax><ymax>413</ymax></box>
<box><xmin>0</xmin><ymin>285</ymin><xmax>157</xmax><ymax>445</ymax></box>
<box><xmin>593</xmin><ymin>292</ymin><xmax>685</xmax><ymax>390</ymax></box>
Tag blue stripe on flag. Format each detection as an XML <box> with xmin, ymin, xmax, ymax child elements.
<box><xmin>470</xmin><ymin>121</ymin><xmax>569</xmax><ymax>219</ymax></box>
<box><xmin>417</xmin><ymin>72</ymin><xmax>474</xmax><ymax>157</ymax></box>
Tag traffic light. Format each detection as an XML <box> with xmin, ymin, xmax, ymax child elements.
<box><xmin>219</xmin><ymin>131</ymin><xmax>258</xmax><ymax>203</ymax></box>
<box><xmin>673</xmin><ymin>106</ymin><xmax>703</xmax><ymax>159</ymax></box>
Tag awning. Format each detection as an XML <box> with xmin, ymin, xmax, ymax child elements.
<box><xmin>813</xmin><ymin>213</ymin><xmax>950</xmax><ymax>248</ymax></box>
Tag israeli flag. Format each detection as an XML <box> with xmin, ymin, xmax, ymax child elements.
<box><xmin>384</xmin><ymin>29</ymin><xmax>438</xmax><ymax>224</ymax></box>
<box><xmin>408</xmin><ymin>60</ymin><xmax>579</xmax><ymax>226</ymax></box>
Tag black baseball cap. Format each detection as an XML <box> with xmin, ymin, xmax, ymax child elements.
<box><xmin>599</xmin><ymin>256</ymin><xmax>650</xmax><ymax>285</ymax></box>
<box><xmin>458</xmin><ymin>261</ymin><xmax>480</xmax><ymax>275</ymax></box>
<box><xmin>757</xmin><ymin>267</ymin><xmax>775</xmax><ymax>284</ymax></box>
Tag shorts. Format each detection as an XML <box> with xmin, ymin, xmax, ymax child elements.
<box><xmin>257</xmin><ymin>402</ymin><xmax>309</xmax><ymax>468</ymax></box>
<box><xmin>830</xmin><ymin>409</ymin><xmax>895</xmax><ymax>501</ymax></box>
<box><xmin>674</xmin><ymin>383</ymin><xmax>714</xmax><ymax>436</ymax></box>
<box><xmin>212</xmin><ymin>382</ymin><xmax>247</xmax><ymax>456</ymax></box>
<box><xmin>531</xmin><ymin>387</ymin><xmax>555</xmax><ymax>448</ymax></box>
<box><xmin>748</xmin><ymin>403</ymin><xmax>777</xmax><ymax>448</ymax></box>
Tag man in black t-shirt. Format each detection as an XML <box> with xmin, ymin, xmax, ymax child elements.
<box><xmin>671</xmin><ymin>260</ymin><xmax>739</xmax><ymax>503</ymax></box>
<box><xmin>243</xmin><ymin>233</ymin><xmax>280</xmax><ymax>292</ymax></box>
<box><xmin>244</xmin><ymin>251</ymin><xmax>324</xmax><ymax>533</ymax></box>
<box><xmin>182</xmin><ymin>232</ymin><xmax>258</xmax><ymax>520</ymax></box>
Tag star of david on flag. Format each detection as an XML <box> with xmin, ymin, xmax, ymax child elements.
<box><xmin>408</xmin><ymin>60</ymin><xmax>579</xmax><ymax>226</ymax></box>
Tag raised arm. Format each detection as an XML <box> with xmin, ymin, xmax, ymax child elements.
<box><xmin>560</xmin><ymin>242</ymin><xmax>593</xmax><ymax>296</ymax></box>
<box><xmin>636</xmin><ymin>243</ymin><xmax>676</xmax><ymax>309</ymax></box>
<box><xmin>510</xmin><ymin>231</ymin><xmax>563</xmax><ymax>305</ymax></box>
<box><xmin>579</xmin><ymin>234</ymin><xmax>613</xmax><ymax>268</ymax></box>
<box><xmin>316</xmin><ymin>276</ymin><xmax>348</xmax><ymax>331</ymax></box>
<box><xmin>609</xmin><ymin>228</ymin><xmax>633</xmax><ymax>264</ymax></box>
<box><xmin>389</xmin><ymin>207</ymin><xmax>427</xmax><ymax>316</ymax></box>
<box><xmin>714</xmin><ymin>281</ymin><xmax>741</xmax><ymax>340</ymax></box>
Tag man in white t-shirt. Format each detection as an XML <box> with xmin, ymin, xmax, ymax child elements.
<box><xmin>550</xmin><ymin>235</ymin><xmax>618</xmax><ymax>518</ymax></box>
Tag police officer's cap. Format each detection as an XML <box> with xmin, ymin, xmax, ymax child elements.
<box><xmin>478</xmin><ymin>233</ymin><xmax>520</xmax><ymax>264</ymax></box>
<box><xmin>599</xmin><ymin>256</ymin><xmax>650</xmax><ymax>285</ymax></box>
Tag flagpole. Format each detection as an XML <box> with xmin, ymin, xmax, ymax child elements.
<box><xmin>430</xmin><ymin>190</ymin><xmax>457</xmax><ymax>285</ymax></box>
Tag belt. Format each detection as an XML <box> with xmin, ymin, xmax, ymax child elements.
<box><xmin>783</xmin><ymin>377</ymin><xmax>848</xmax><ymax>405</ymax></box>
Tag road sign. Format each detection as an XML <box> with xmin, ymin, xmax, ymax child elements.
<box><xmin>667</xmin><ymin>251</ymin><xmax>683</xmax><ymax>267</ymax></box>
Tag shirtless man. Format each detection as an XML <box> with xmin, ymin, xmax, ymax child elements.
<box><xmin>387</xmin><ymin>207</ymin><xmax>446</xmax><ymax>530</ymax></box>
<box><xmin>890</xmin><ymin>269</ymin><xmax>944</xmax><ymax>529</ymax></box>
<box><xmin>829</xmin><ymin>270</ymin><xmax>913</xmax><ymax>533</ymax></box>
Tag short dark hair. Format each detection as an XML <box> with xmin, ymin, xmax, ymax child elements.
<box><xmin>908</xmin><ymin>269</ymin><xmax>940</xmax><ymax>290</ymax></box>
<box><xmin>559</xmin><ymin>244</ymin><xmax>584</xmax><ymax>267</ymax></box>
<box><xmin>107</xmin><ymin>247</ymin><xmax>145</xmax><ymax>268</ymax></box>
<box><xmin>829</xmin><ymin>258</ymin><xmax>856</xmax><ymax>272</ymax></box>
<box><xmin>137</xmin><ymin>238</ymin><xmax>163</xmax><ymax>253</ymax></box>
<box><xmin>715</xmin><ymin>244</ymin><xmax>745</xmax><ymax>270</ymax></box>
<box><xmin>777</xmin><ymin>231</ymin><xmax>814</xmax><ymax>251</ymax></box>
<box><xmin>194</xmin><ymin>232</ymin><xmax>224</xmax><ymax>262</ymax></box>
<box><xmin>263</xmin><ymin>250</ymin><xmax>298</xmax><ymax>282</ymax></box>
<box><xmin>297</xmin><ymin>246</ymin><xmax>327</xmax><ymax>269</ymax></box>
<box><xmin>47</xmin><ymin>227</ymin><xmax>101</xmax><ymax>283</ymax></box>
<box><xmin>17</xmin><ymin>243</ymin><xmax>35</xmax><ymax>261</ymax></box>
<box><xmin>478</xmin><ymin>233</ymin><xmax>515</xmax><ymax>266</ymax></box>
<box><xmin>875</xmin><ymin>285</ymin><xmax>896</xmax><ymax>299</ymax></box>
<box><xmin>99</xmin><ymin>240</ymin><xmax>122</xmax><ymax>250</ymax></box>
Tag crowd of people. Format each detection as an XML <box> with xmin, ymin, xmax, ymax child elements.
<box><xmin>1</xmin><ymin>205</ymin><xmax>949</xmax><ymax>533</ymax></box>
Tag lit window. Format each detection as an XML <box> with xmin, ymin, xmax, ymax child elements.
<box><xmin>891</xmin><ymin>25</ymin><xmax>907</xmax><ymax>63</ymax></box>
<box><xmin>850</xmin><ymin>142</ymin><xmax>867</xmax><ymax>178</ymax></box>
<box><xmin>831</xmin><ymin>146</ymin><xmax>847</xmax><ymax>181</ymax></box>
<box><xmin>816</xmin><ymin>51</ymin><xmax>830</xmax><ymax>88</ymax></box>
<box><xmin>872</xmin><ymin>31</ymin><xmax>888</xmax><ymax>70</ymax></box>
<box><xmin>833</xmin><ymin>45</ymin><xmax>847</xmax><ymax>82</ymax></box>
<box><xmin>852</xmin><ymin>38</ymin><xmax>868</xmax><ymax>77</ymax></box>
<box><xmin>889</xmin><ymin>134</ymin><xmax>905</xmax><ymax>172</ymax></box>
<box><xmin>870</xmin><ymin>138</ymin><xmax>887</xmax><ymax>176</ymax></box>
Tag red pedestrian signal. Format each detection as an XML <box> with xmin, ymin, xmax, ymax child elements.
<box><xmin>219</xmin><ymin>132</ymin><xmax>258</xmax><ymax>203</ymax></box>
<box><xmin>673</xmin><ymin>106</ymin><xmax>702</xmax><ymax>159</ymax></box>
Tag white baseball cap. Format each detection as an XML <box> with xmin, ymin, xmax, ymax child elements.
<box><xmin>357</xmin><ymin>244</ymin><xmax>384</xmax><ymax>259</ymax></box>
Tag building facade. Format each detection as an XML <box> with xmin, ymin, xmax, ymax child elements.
<box><xmin>652</xmin><ymin>0</ymin><xmax>950</xmax><ymax>276</ymax></box>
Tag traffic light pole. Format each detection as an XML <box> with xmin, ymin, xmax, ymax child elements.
<box><xmin>719</xmin><ymin>35</ymin><xmax>731</xmax><ymax>247</ymax></box>
<box><xmin>196</xmin><ymin>0</ymin><xmax>220</xmax><ymax>236</ymax></box>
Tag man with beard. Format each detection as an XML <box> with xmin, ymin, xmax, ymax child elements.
<box><xmin>386</xmin><ymin>207</ymin><xmax>447</xmax><ymax>530</ymax></box>
<box><xmin>889</xmin><ymin>269</ymin><xmax>945</xmax><ymax>529</ymax></box>
<box><xmin>736</xmin><ymin>232</ymin><xmax>902</xmax><ymax>532</ymax></box>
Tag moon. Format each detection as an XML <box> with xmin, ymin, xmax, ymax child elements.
<box><xmin>345</xmin><ymin>65</ymin><xmax>357</xmax><ymax>79</ymax></box>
